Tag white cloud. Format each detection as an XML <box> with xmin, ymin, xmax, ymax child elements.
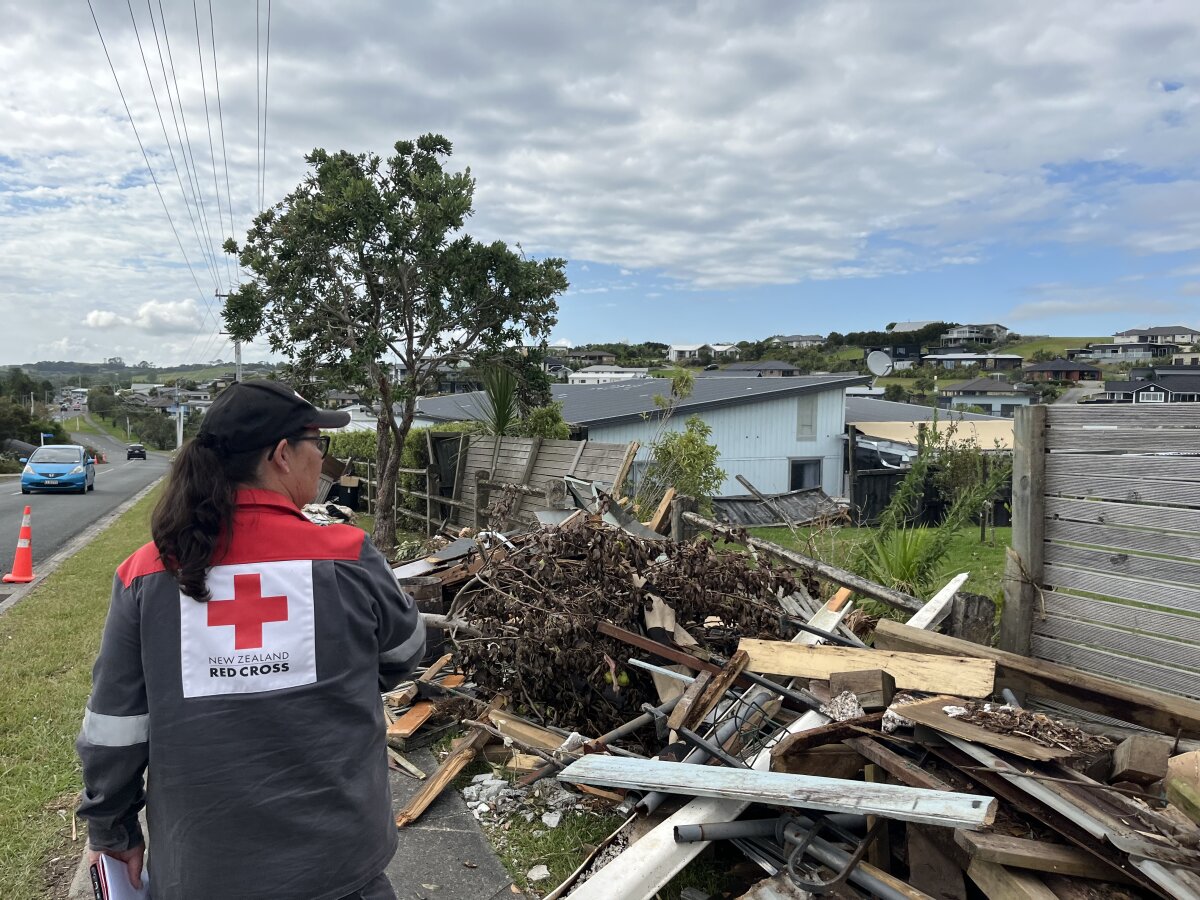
<box><xmin>3</xmin><ymin>0</ymin><xmax>1200</xmax><ymax>361</ymax></box>
<box><xmin>86</xmin><ymin>310</ymin><xmax>127</xmax><ymax>329</ymax></box>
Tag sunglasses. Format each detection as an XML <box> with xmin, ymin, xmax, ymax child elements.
<box><xmin>268</xmin><ymin>434</ymin><xmax>330</xmax><ymax>460</ymax></box>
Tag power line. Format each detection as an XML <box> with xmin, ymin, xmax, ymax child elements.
<box><xmin>87</xmin><ymin>0</ymin><xmax>212</xmax><ymax>316</ymax></box>
<box><xmin>124</xmin><ymin>0</ymin><xmax>221</xmax><ymax>294</ymax></box>
<box><xmin>189</xmin><ymin>0</ymin><xmax>233</xmax><ymax>288</ymax></box>
<box><xmin>147</xmin><ymin>0</ymin><xmax>222</xmax><ymax>294</ymax></box>
<box><xmin>256</xmin><ymin>0</ymin><xmax>261</xmax><ymax>217</ymax></box>
<box><xmin>207</xmin><ymin>0</ymin><xmax>241</xmax><ymax>287</ymax></box>
<box><xmin>261</xmin><ymin>0</ymin><xmax>271</xmax><ymax>212</ymax></box>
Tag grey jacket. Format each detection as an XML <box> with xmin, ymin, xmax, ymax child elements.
<box><xmin>76</xmin><ymin>489</ymin><xmax>424</xmax><ymax>899</ymax></box>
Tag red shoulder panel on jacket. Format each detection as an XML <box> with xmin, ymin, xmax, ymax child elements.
<box><xmin>217</xmin><ymin>506</ymin><xmax>367</xmax><ymax>566</ymax></box>
<box><xmin>117</xmin><ymin>541</ymin><xmax>167</xmax><ymax>587</ymax></box>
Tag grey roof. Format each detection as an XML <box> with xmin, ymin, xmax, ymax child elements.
<box><xmin>724</xmin><ymin>360</ymin><xmax>802</xmax><ymax>372</ymax></box>
<box><xmin>1114</xmin><ymin>325</ymin><xmax>1199</xmax><ymax>337</ymax></box>
<box><xmin>415</xmin><ymin>374</ymin><xmax>869</xmax><ymax>428</ymax></box>
<box><xmin>941</xmin><ymin>376</ymin><xmax>1024</xmax><ymax>394</ymax></box>
<box><xmin>1023</xmin><ymin>359</ymin><xmax>1102</xmax><ymax>372</ymax></box>
<box><xmin>775</xmin><ymin>334</ymin><xmax>824</xmax><ymax>342</ymax></box>
<box><xmin>845</xmin><ymin>397</ymin><xmax>1000</xmax><ymax>424</ymax></box>
<box><xmin>1107</xmin><ymin>375</ymin><xmax>1200</xmax><ymax>393</ymax></box>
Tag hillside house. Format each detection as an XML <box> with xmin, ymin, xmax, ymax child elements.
<box><xmin>940</xmin><ymin>323</ymin><xmax>1009</xmax><ymax>346</ymax></box>
<box><xmin>939</xmin><ymin>374</ymin><xmax>1035</xmax><ymax>417</ymax></box>
<box><xmin>921</xmin><ymin>353</ymin><xmax>1023</xmax><ymax>371</ymax></box>
<box><xmin>1113</xmin><ymin>325</ymin><xmax>1200</xmax><ymax>346</ymax></box>
<box><xmin>1069</xmin><ymin>342</ymin><xmax>1178</xmax><ymax>363</ymax></box>
<box><xmin>1022</xmin><ymin>359</ymin><xmax>1102</xmax><ymax>382</ymax></box>
<box><xmin>568</xmin><ymin>365</ymin><xmax>650</xmax><ymax>385</ymax></box>
<box><xmin>771</xmin><ymin>334</ymin><xmax>825</xmax><ymax>349</ymax></box>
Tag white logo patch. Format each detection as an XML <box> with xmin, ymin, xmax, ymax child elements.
<box><xmin>180</xmin><ymin>560</ymin><xmax>317</xmax><ymax>698</ymax></box>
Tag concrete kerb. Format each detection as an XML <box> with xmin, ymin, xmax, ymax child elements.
<box><xmin>0</xmin><ymin>475</ymin><xmax>165</xmax><ymax>617</ymax></box>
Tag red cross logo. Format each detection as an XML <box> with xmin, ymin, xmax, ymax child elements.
<box><xmin>207</xmin><ymin>573</ymin><xmax>289</xmax><ymax>650</ymax></box>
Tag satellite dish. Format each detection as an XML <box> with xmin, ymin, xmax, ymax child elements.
<box><xmin>866</xmin><ymin>350</ymin><xmax>894</xmax><ymax>377</ymax></box>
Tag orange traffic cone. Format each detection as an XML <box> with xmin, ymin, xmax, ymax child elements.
<box><xmin>3</xmin><ymin>506</ymin><xmax>35</xmax><ymax>584</ymax></box>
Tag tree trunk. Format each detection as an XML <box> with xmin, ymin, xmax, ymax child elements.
<box><xmin>372</xmin><ymin>416</ymin><xmax>397</xmax><ymax>554</ymax></box>
<box><xmin>370</xmin><ymin>378</ymin><xmax>418</xmax><ymax>557</ymax></box>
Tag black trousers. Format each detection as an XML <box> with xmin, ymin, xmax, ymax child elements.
<box><xmin>337</xmin><ymin>872</ymin><xmax>396</xmax><ymax>900</ymax></box>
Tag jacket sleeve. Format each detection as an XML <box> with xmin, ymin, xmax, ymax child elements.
<box><xmin>359</xmin><ymin>540</ymin><xmax>426</xmax><ymax>690</ymax></box>
<box><xmin>75</xmin><ymin>573</ymin><xmax>149</xmax><ymax>851</ymax></box>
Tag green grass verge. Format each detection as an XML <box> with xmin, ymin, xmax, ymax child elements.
<box><xmin>0</xmin><ymin>485</ymin><xmax>161</xmax><ymax>899</ymax></box>
<box><xmin>745</xmin><ymin>524</ymin><xmax>1011</xmax><ymax>603</ymax></box>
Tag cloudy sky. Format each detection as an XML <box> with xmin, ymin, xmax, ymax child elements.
<box><xmin>3</xmin><ymin>1</ymin><xmax>1200</xmax><ymax>366</ymax></box>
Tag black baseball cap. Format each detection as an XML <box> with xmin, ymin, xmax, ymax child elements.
<box><xmin>197</xmin><ymin>379</ymin><xmax>351</xmax><ymax>454</ymax></box>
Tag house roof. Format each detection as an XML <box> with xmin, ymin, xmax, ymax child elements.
<box><xmin>1106</xmin><ymin>375</ymin><xmax>1200</xmax><ymax>393</ymax></box>
<box><xmin>1023</xmin><ymin>358</ymin><xmax>1102</xmax><ymax>372</ymax></box>
<box><xmin>922</xmin><ymin>353</ymin><xmax>1023</xmax><ymax>361</ymax></box>
<box><xmin>886</xmin><ymin>320</ymin><xmax>938</xmax><ymax>333</ymax></box>
<box><xmin>845</xmin><ymin>397</ymin><xmax>999</xmax><ymax>424</ymax></box>
<box><xmin>940</xmin><ymin>376</ymin><xmax>1024</xmax><ymax>395</ymax></box>
<box><xmin>1114</xmin><ymin>325</ymin><xmax>1200</xmax><ymax>337</ymax></box>
<box><xmin>724</xmin><ymin>360</ymin><xmax>801</xmax><ymax>372</ymax></box>
<box><xmin>574</xmin><ymin>365</ymin><xmax>649</xmax><ymax>374</ymax></box>
<box><xmin>415</xmin><ymin>374</ymin><xmax>869</xmax><ymax>428</ymax></box>
<box><xmin>775</xmin><ymin>334</ymin><xmax>824</xmax><ymax>342</ymax></box>
<box><xmin>669</xmin><ymin>343</ymin><xmax>710</xmax><ymax>352</ymax></box>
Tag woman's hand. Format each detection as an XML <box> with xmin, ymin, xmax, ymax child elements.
<box><xmin>88</xmin><ymin>845</ymin><xmax>145</xmax><ymax>889</ymax></box>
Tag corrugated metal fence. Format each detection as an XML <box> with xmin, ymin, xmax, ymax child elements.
<box><xmin>1001</xmin><ymin>404</ymin><xmax>1200</xmax><ymax>700</ymax></box>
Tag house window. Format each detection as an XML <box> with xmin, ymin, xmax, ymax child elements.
<box><xmin>789</xmin><ymin>458</ymin><xmax>821</xmax><ymax>491</ymax></box>
<box><xmin>1137</xmin><ymin>391</ymin><xmax>1166</xmax><ymax>403</ymax></box>
<box><xmin>796</xmin><ymin>395</ymin><xmax>817</xmax><ymax>441</ymax></box>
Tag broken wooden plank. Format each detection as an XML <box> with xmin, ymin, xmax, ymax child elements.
<box><xmin>906</xmin><ymin>572</ymin><xmax>970</xmax><ymax>631</ymax></box>
<box><xmin>955</xmin><ymin>831</ymin><xmax>1136</xmax><ymax>883</ymax></box>
<box><xmin>395</xmin><ymin>695</ymin><xmax>506</xmax><ymax>828</ymax></box>
<box><xmin>967</xmin><ymin>859</ymin><xmax>1058</xmax><ymax>900</ymax></box>
<box><xmin>771</xmin><ymin>712</ymin><xmax>884</xmax><ymax>759</ymax></box>
<box><xmin>385</xmin><ymin>747</ymin><xmax>427</xmax><ymax>780</ymax></box>
<box><xmin>843</xmin><ymin>735</ymin><xmax>958</xmax><ymax>792</ymax></box>
<box><xmin>666</xmin><ymin>670</ymin><xmax>713</xmax><ymax>733</ymax></box>
<box><xmin>557</xmin><ymin>756</ymin><xmax>997</xmax><ymax>829</ymax></box>
<box><xmin>898</xmin><ymin>696</ymin><xmax>1076</xmax><ymax>762</ymax></box>
<box><xmin>646</xmin><ymin>486</ymin><xmax>676</xmax><ymax>534</ymax></box>
<box><xmin>487</xmin><ymin>710</ymin><xmax>565</xmax><ymax>752</ymax></box>
<box><xmin>773</xmin><ymin>744</ymin><xmax>864</xmax><ymax>779</ymax></box>
<box><xmin>738</xmin><ymin>639</ymin><xmax>996</xmax><ymax>697</ymax></box>
<box><xmin>873</xmin><ymin>619</ymin><xmax>1200</xmax><ymax>738</ymax></box>
<box><xmin>829</xmin><ymin>669</ymin><xmax>895</xmax><ymax>711</ymax></box>
<box><xmin>1165</xmin><ymin>750</ymin><xmax>1200</xmax><ymax>825</ymax></box>
<box><xmin>385</xmin><ymin>673</ymin><xmax>466</xmax><ymax>739</ymax></box>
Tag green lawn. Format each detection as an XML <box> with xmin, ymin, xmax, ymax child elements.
<box><xmin>1003</xmin><ymin>336</ymin><xmax>1108</xmax><ymax>359</ymax></box>
<box><xmin>745</xmin><ymin>524</ymin><xmax>1011</xmax><ymax>603</ymax></box>
<box><xmin>0</xmin><ymin>486</ymin><xmax>162</xmax><ymax>899</ymax></box>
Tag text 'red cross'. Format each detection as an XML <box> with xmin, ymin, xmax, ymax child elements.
<box><xmin>207</xmin><ymin>573</ymin><xmax>289</xmax><ymax>650</ymax></box>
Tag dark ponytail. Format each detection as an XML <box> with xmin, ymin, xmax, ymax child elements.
<box><xmin>151</xmin><ymin>438</ymin><xmax>266</xmax><ymax>601</ymax></box>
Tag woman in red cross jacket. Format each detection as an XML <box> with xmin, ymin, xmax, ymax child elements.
<box><xmin>76</xmin><ymin>380</ymin><xmax>424</xmax><ymax>900</ymax></box>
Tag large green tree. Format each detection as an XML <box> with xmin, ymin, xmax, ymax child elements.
<box><xmin>224</xmin><ymin>134</ymin><xmax>567</xmax><ymax>552</ymax></box>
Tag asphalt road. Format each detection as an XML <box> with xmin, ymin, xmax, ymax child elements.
<box><xmin>0</xmin><ymin>419</ymin><xmax>169</xmax><ymax>576</ymax></box>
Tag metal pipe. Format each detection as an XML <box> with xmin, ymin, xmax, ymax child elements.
<box><xmin>675</xmin><ymin>819</ymin><xmax>778</xmax><ymax>844</ymax></box>
<box><xmin>636</xmin><ymin>691</ymin><xmax>776</xmax><ymax>815</ymax></box>
<box><xmin>677</xmin><ymin>726</ymin><xmax>752</xmax><ymax>770</ymax></box>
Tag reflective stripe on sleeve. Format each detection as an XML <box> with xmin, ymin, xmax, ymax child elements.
<box><xmin>81</xmin><ymin>708</ymin><xmax>150</xmax><ymax>747</ymax></box>
<box><xmin>380</xmin><ymin>616</ymin><xmax>427</xmax><ymax>665</ymax></box>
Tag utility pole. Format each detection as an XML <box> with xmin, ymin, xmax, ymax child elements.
<box><xmin>216</xmin><ymin>291</ymin><xmax>241</xmax><ymax>383</ymax></box>
<box><xmin>175</xmin><ymin>383</ymin><xmax>184</xmax><ymax>450</ymax></box>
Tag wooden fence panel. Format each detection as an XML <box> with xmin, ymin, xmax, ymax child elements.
<box><xmin>1004</xmin><ymin>404</ymin><xmax>1200</xmax><ymax>702</ymax></box>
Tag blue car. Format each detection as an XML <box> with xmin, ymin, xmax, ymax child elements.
<box><xmin>20</xmin><ymin>444</ymin><xmax>96</xmax><ymax>494</ymax></box>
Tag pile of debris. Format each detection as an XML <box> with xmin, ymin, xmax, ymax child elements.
<box><xmin>382</xmin><ymin>501</ymin><xmax>1200</xmax><ymax>899</ymax></box>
